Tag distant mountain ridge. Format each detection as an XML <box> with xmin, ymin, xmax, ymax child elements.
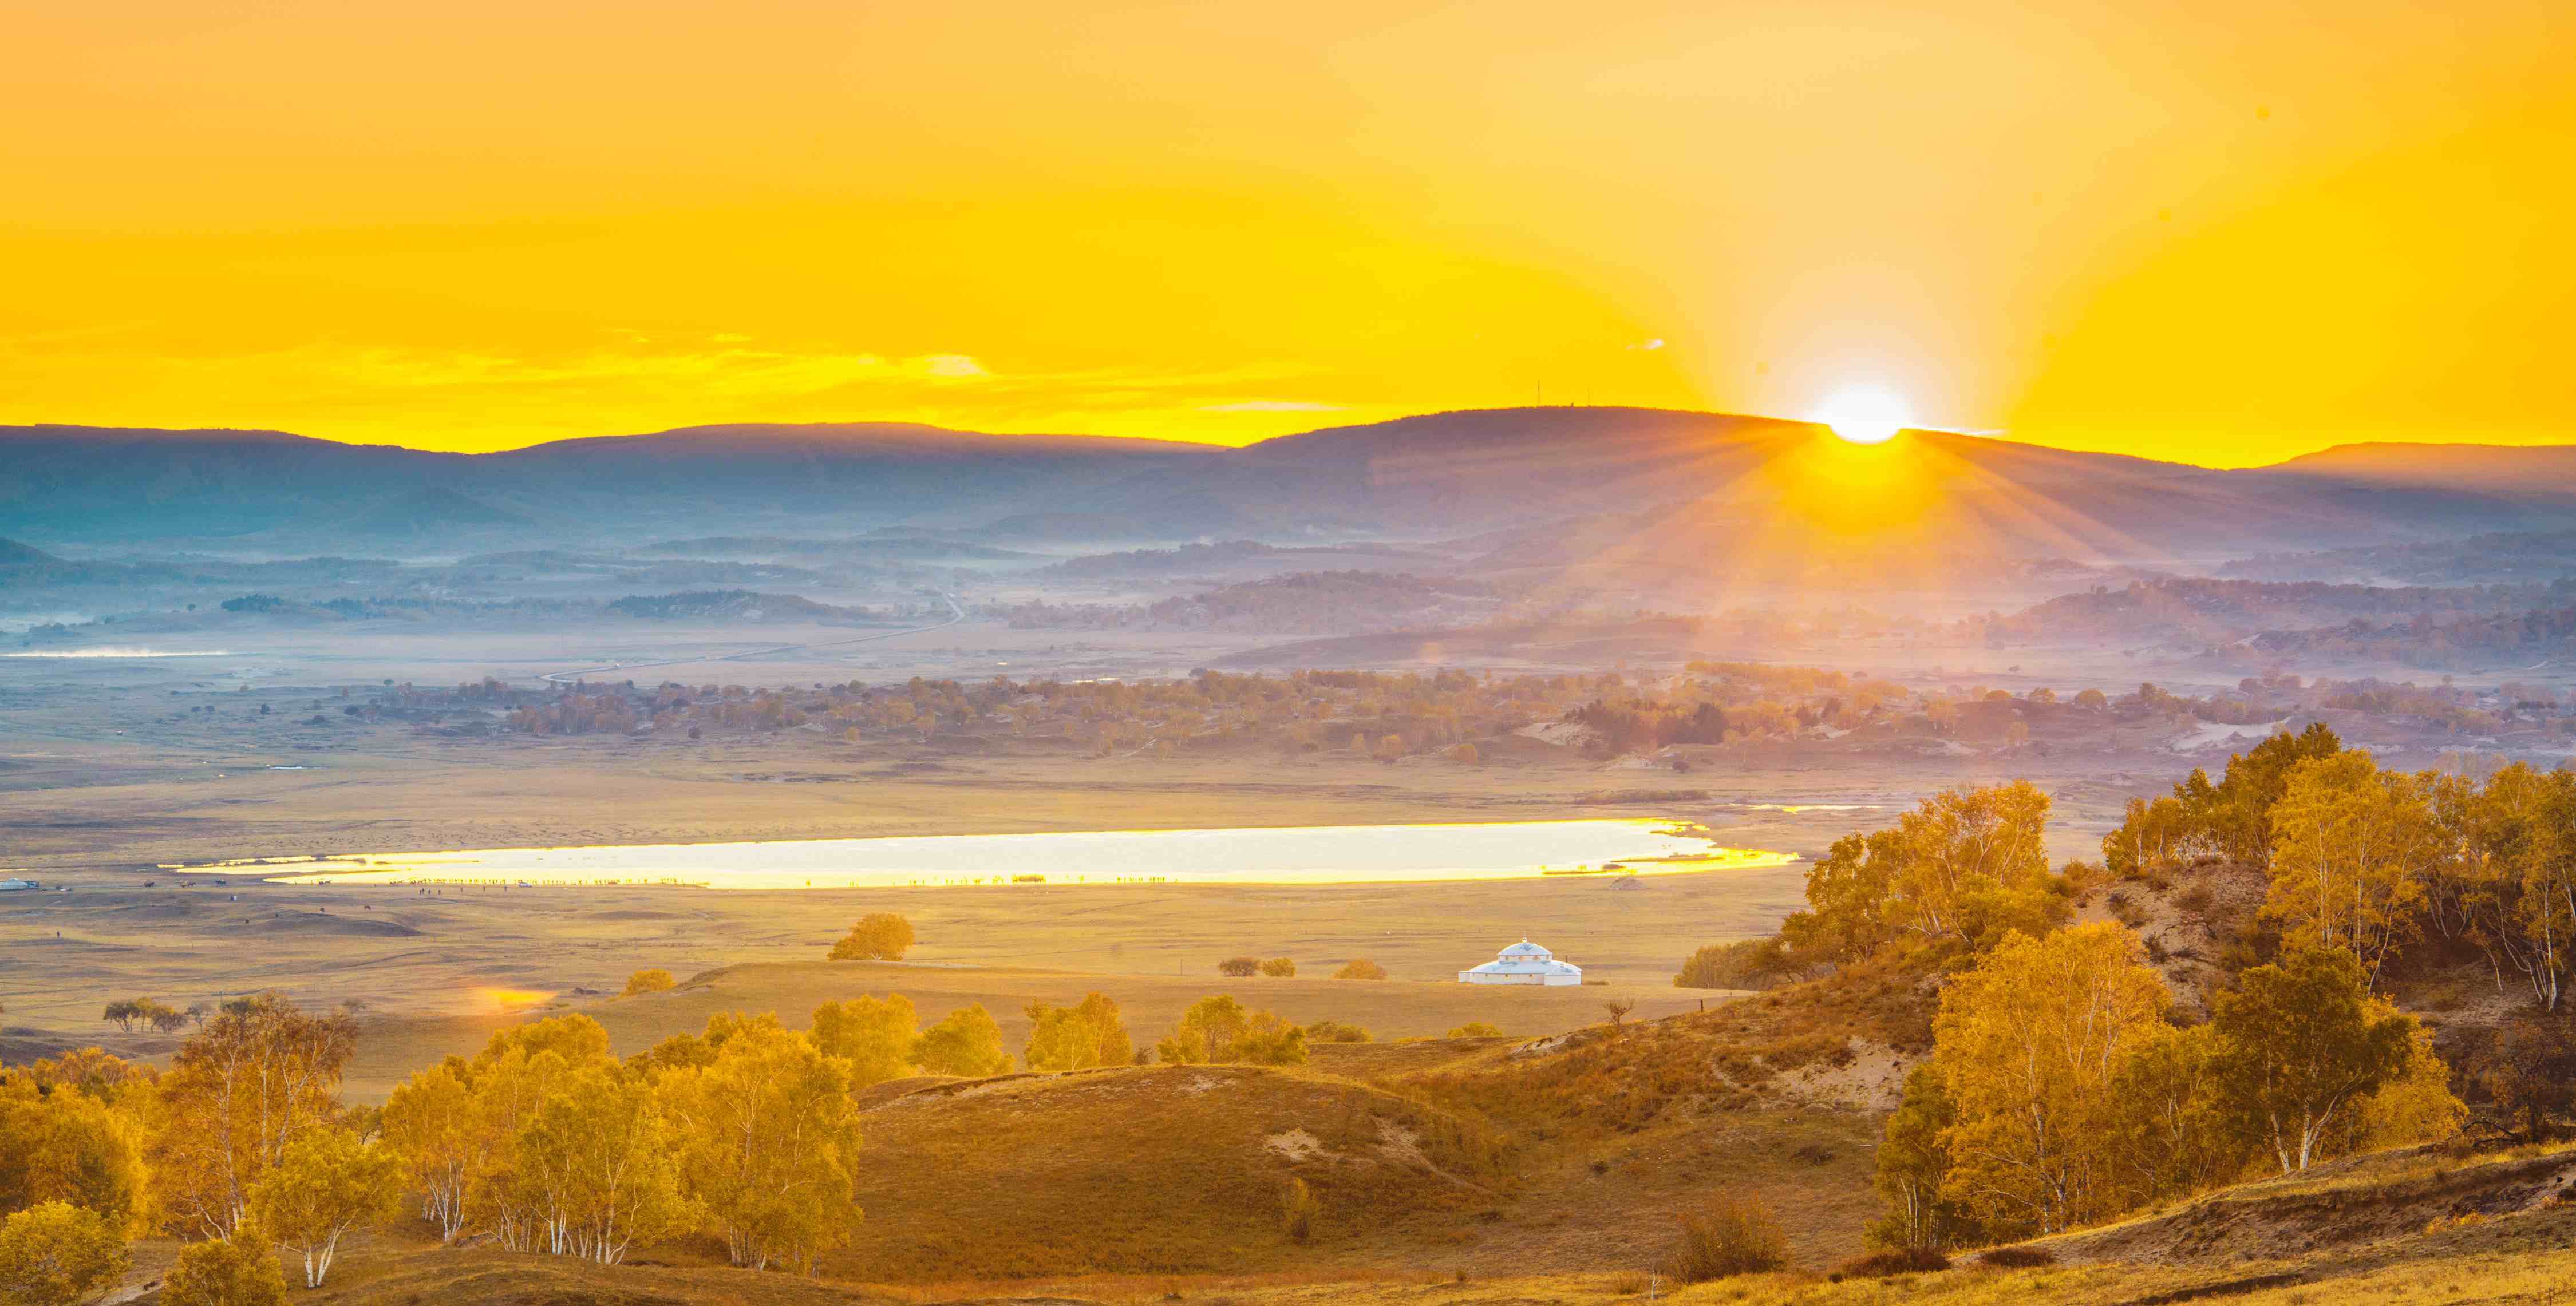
<box><xmin>5</xmin><ymin>412</ymin><xmax>2571</xmax><ymax>567</ymax></box>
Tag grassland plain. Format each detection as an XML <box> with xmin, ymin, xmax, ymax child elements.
<box><xmin>106</xmin><ymin>1142</ymin><xmax>2576</xmax><ymax>1303</ymax></box>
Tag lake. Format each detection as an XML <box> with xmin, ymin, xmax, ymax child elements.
<box><xmin>168</xmin><ymin>818</ymin><xmax>1793</xmax><ymax>889</ymax></box>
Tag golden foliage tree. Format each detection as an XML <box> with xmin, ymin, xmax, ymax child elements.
<box><xmin>1155</xmin><ymin>995</ymin><xmax>1307</xmax><ymax>1066</ymax></box>
<box><xmin>0</xmin><ymin>1075</ymin><xmax>143</xmax><ymax>1229</ymax></box>
<box><xmin>1930</xmin><ymin>922</ymin><xmax>2172</xmax><ymax>1236</ymax></box>
<box><xmin>459</xmin><ymin>1018</ymin><xmax>615</xmax><ymax>1253</ymax></box>
<box><xmin>911</xmin><ymin>1004</ymin><xmax>1013</xmax><ymax>1077</ymax></box>
<box><xmin>1332</xmin><ymin>958</ymin><xmax>1388</xmax><ymax>980</ymax></box>
<box><xmin>809</xmin><ymin>994</ymin><xmax>919</xmax><ymax>1087</ymax></box>
<box><xmin>2458</xmin><ymin>762</ymin><xmax>2576</xmax><ymax>1010</ymax></box>
<box><xmin>380</xmin><ymin>1064</ymin><xmax>477</xmax><ymax>1243</ymax></box>
<box><xmin>2262</xmin><ymin>752</ymin><xmax>2439</xmax><ymax>986</ymax></box>
<box><xmin>1783</xmin><ymin>782</ymin><xmax>2064</xmax><ymax>962</ymax></box>
<box><xmin>827</xmin><ymin>913</ymin><xmax>915</xmax><ymax>961</ymax></box>
<box><xmin>0</xmin><ymin>1200</ymin><xmax>130</xmax><ymax>1306</ymax></box>
<box><xmin>246</xmin><ymin>1127</ymin><xmax>401</xmax><ymax>1288</ymax></box>
<box><xmin>144</xmin><ymin>994</ymin><xmax>357</xmax><ymax>1240</ymax></box>
<box><xmin>658</xmin><ymin>1020</ymin><xmax>863</xmax><ymax>1272</ymax></box>
<box><xmin>1023</xmin><ymin>993</ymin><xmax>1133</xmax><ymax>1072</ymax></box>
<box><xmin>619</xmin><ymin>969</ymin><xmax>677</xmax><ymax>998</ymax></box>
<box><xmin>506</xmin><ymin>1063</ymin><xmax>684</xmax><ymax>1264</ymax></box>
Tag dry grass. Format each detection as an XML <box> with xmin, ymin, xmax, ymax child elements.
<box><xmin>829</xmin><ymin>1063</ymin><xmax>1509</xmax><ymax>1280</ymax></box>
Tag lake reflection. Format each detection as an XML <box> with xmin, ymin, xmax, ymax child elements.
<box><xmin>169</xmin><ymin>819</ymin><xmax>1793</xmax><ymax>889</ymax></box>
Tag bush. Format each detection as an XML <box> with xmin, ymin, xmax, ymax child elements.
<box><xmin>1258</xmin><ymin>957</ymin><xmax>1297</xmax><ymax>977</ymax></box>
<box><xmin>1218</xmin><ymin>956</ymin><xmax>1261</xmax><ymax>977</ymax></box>
<box><xmin>620</xmin><ymin>968</ymin><xmax>677</xmax><ymax>997</ymax></box>
<box><xmin>1302</xmin><ymin>1019</ymin><xmax>1371</xmax><ymax>1043</ymax></box>
<box><xmin>828</xmin><ymin>913</ymin><xmax>915</xmax><ymax>961</ymax></box>
<box><xmin>161</xmin><ymin>1236</ymin><xmax>286</xmax><ymax>1306</ymax></box>
<box><xmin>1447</xmin><ymin>1022</ymin><xmax>1504</xmax><ymax>1038</ymax></box>
<box><xmin>1976</xmin><ymin>1245</ymin><xmax>2056</xmax><ymax>1269</ymax></box>
<box><xmin>0</xmin><ymin>1201</ymin><xmax>130</xmax><ymax>1306</ymax></box>
<box><xmin>1668</xmin><ymin>1195</ymin><xmax>1788</xmax><ymax>1282</ymax></box>
<box><xmin>1674</xmin><ymin>937</ymin><xmax>1797</xmax><ymax>990</ymax></box>
<box><xmin>1333</xmin><ymin>958</ymin><xmax>1388</xmax><ymax>980</ymax></box>
<box><xmin>1834</xmin><ymin>1246</ymin><xmax>1950</xmax><ymax>1277</ymax></box>
<box><xmin>1281</xmin><ymin>1177</ymin><xmax>1319</xmax><ymax>1244</ymax></box>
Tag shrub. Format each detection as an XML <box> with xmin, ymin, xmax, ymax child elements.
<box><xmin>1674</xmin><ymin>936</ymin><xmax>1798</xmax><ymax>990</ymax></box>
<box><xmin>1218</xmin><ymin>956</ymin><xmax>1261</xmax><ymax>977</ymax></box>
<box><xmin>1834</xmin><ymin>1246</ymin><xmax>1950</xmax><ymax>1277</ymax></box>
<box><xmin>161</xmin><ymin>1236</ymin><xmax>286</xmax><ymax>1306</ymax></box>
<box><xmin>1447</xmin><ymin>1022</ymin><xmax>1504</xmax><ymax>1038</ymax></box>
<box><xmin>828</xmin><ymin>913</ymin><xmax>915</xmax><ymax>961</ymax></box>
<box><xmin>1333</xmin><ymin>958</ymin><xmax>1388</xmax><ymax>980</ymax></box>
<box><xmin>1281</xmin><ymin>1177</ymin><xmax>1319</xmax><ymax>1244</ymax></box>
<box><xmin>1668</xmin><ymin>1195</ymin><xmax>1787</xmax><ymax>1282</ymax></box>
<box><xmin>1258</xmin><ymin>957</ymin><xmax>1297</xmax><ymax>977</ymax></box>
<box><xmin>1302</xmin><ymin>1019</ymin><xmax>1370</xmax><ymax>1043</ymax></box>
<box><xmin>1976</xmin><ymin>1245</ymin><xmax>2056</xmax><ymax>1268</ymax></box>
<box><xmin>0</xmin><ymin>1201</ymin><xmax>130</xmax><ymax>1306</ymax></box>
<box><xmin>621</xmin><ymin>968</ymin><xmax>677</xmax><ymax>998</ymax></box>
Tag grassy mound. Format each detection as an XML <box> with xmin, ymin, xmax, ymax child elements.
<box><xmin>837</xmin><ymin>1064</ymin><xmax>1508</xmax><ymax>1279</ymax></box>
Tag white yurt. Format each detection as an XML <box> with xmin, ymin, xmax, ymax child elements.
<box><xmin>1458</xmin><ymin>939</ymin><xmax>1583</xmax><ymax>986</ymax></box>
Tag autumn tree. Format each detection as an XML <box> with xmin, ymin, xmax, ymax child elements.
<box><xmin>0</xmin><ymin>1200</ymin><xmax>129</xmax><ymax>1306</ymax></box>
<box><xmin>1930</xmin><ymin>922</ymin><xmax>2171</xmax><ymax>1236</ymax></box>
<box><xmin>1332</xmin><ymin>959</ymin><xmax>1388</xmax><ymax>980</ymax></box>
<box><xmin>1216</xmin><ymin>956</ymin><xmax>1260</xmax><ymax>977</ymax></box>
<box><xmin>457</xmin><ymin>1016</ymin><xmax>616</xmax><ymax>1253</ymax></box>
<box><xmin>1155</xmin><ymin>995</ymin><xmax>1307</xmax><ymax>1066</ymax></box>
<box><xmin>911</xmin><ymin>1004</ymin><xmax>1013</xmax><ymax>1077</ymax></box>
<box><xmin>2203</xmin><ymin>722</ymin><xmax>2345</xmax><ymax>868</ymax></box>
<box><xmin>808</xmin><ymin>994</ymin><xmax>919</xmax><ymax>1087</ymax></box>
<box><xmin>619</xmin><ymin>969</ymin><xmax>677</xmax><ymax>998</ymax></box>
<box><xmin>0</xmin><ymin>1075</ymin><xmax>143</xmax><ymax>1227</ymax></box>
<box><xmin>380</xmin><ymin>1064</ymin><xmax>477</xmax><ymax>1242</ymax></box>
<box><xmin>2458</xmin><ymin>763</ymin><xmax>2576</xmax><ymax>1010</ymax></box>
<box><xmin>1868</xmin><ymin>1066</ymin><xmax>1976</xmax><ymax>1251</ymax></box>
<box><xmin>1782</xmin><ymin>782</ymin><xmax>2065</xmax><ymax>961</ymax></box>
<box><xmin>827</xmin><ymin>913</ymin><xmax>915</xmax><ymax>961</ymax></box>
<box><xmin>1258</xmin><ymin>957</ymin><xmax>1297</xmax><ymax>977</ymax></box>
<box><xmin>2261</xmin><ymin>752</ymin><xmax>2438</xmax><ymax>986</ymax></box>
<box><xmin>246</xmin><ymin>1126</ymin><xmax>401</xmax><ymax>1288</ymax></box>
<box><xmin>1023</xmin><ymin>993</ymin><xmax>1134</xmax><ymax>1072</ymax></box>
<box><xmin>2107</xmin><ymin>1023</ymin><xmax>2245</xmax><ymax>1201</ymax></box>
<box><xmin>145</xmin><ymin>993</ymin><xmax>357</xmax><ymax>1239</ymax></box>
<box><xmin>658</xmin><ymin>1020</ymin><xmax>863</xmax><ymax>1272</ymax></box>
<box><xmin>506</xmin><ymin>1062</ymin><xmax>685</xmax><ymax>1263</ymax></box>
<box><xmin>2210</xmin><ymin>947</ymin><xmax>2417</xmax><ymax>1174</ymax></box>
<box><xmin>160</xmin><ymin>1235</ymin><xmax>285</xmax><ymax>1306</ymax></box>
<box><xmin>2476</xmin><ymin>1015</ymin><xmax>2576</xmax><ymax>1142</ymax></box>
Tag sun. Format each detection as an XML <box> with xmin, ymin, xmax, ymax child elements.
<box><xmin>1811</xmin><ymin>385</ymin><xmax>1911</xmax><ymax>445</ymax></box>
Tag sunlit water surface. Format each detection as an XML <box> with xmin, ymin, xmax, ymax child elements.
<box><xmin>168</xmin><ymin>819</ymin><xmax>1793</xmax><ymax>889</ymax></box>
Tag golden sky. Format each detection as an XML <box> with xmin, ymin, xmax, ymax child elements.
<box><xmin>3</xmin><ymin>1</ymin><xmax>2569</xmax><ymax>464</ymax></box>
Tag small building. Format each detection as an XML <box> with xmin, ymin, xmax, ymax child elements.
<box><xmin>0</xmin><ymin>878</ymin><xmax>36</xmax><ymax>892</ymax></box>
<box><xmin>1459</xmin><ymin>939</ymin><xmax>1583</xmax><ymax>986</ymax></box>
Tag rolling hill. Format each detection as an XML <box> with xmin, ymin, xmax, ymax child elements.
<box><xmin>7</xmin><ymin>413</ymin><xmax>2573</xmax><ymax>574</ymax></box>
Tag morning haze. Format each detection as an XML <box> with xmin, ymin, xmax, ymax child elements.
<box><xmin>5</xmin><ymin>4</ymin><xmax>2575</xmax><ymax>1305</ymax></box>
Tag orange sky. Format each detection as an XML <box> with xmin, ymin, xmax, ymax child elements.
<box><xmin>3</xmin><ymin>1</ymin><xmax>2570</xmax><ymax>464</ymax></box>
